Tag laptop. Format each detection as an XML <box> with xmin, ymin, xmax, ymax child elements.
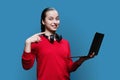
<box><xmin>71</xmin><ymin>32</ymin><xmax>104</xmax><ymax>58</ymax></box>
<box><xmin>88</xmin><ymin>32</ymin><xmax>104</xmax><ymax>56</ymax></box>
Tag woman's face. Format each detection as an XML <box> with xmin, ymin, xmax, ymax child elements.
<box><xmin>42</xmin><ymin>10</ymin><xmax>60</xmax><ymax>32</ymax></box>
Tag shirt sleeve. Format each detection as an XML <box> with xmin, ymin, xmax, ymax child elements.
<box><xmin>67</xmin><ymin>41</ymin><xmax>84</xmax><ymax>72</ymax></box>
<box><xmin>22</xmin><ymin>43</ymin><xmax>38</xmax><ymax>70</ymax></box>
<box><xmin>66</xmin><ymin>41</ymin><xmax>74</xmax><ymax>72</ymax></box>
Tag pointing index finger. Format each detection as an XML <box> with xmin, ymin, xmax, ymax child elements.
<box><xmin>36</xmin><ymin>32</ymin><xmax>45</xmax><ymax>36</ymax></box>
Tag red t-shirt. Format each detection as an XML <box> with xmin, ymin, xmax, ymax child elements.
<box><xmin>22</xmin><ymin>36</ymin><xmax>74</xmax><ymax>80</ymax></box>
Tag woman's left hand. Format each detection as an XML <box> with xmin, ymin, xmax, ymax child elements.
<box><xmin>80</xmin><ymin>52</ymin><xmax>95</xmax><ymax>61</ymax></box>
<box><xmin>88</xmin><ymin>52</ymin><xmax>95</xmax><ymax>58</ymax></box>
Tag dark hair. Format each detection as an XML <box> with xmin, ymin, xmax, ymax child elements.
<box><xmin>40</xmin><ymin>7</ymin><xmax>57</xmax><ymax>32</ymax></box>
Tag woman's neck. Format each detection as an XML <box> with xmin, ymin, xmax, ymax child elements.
<box><xmin>44</xmin><ymin>30</ymin><xmax>56</xmax><ymax>36</ymax></box>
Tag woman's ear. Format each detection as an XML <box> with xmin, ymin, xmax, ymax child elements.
<box><xmin>42</xmin><ymin>20</ymin><xmax>45</xmax><ymax>25</ymax></box>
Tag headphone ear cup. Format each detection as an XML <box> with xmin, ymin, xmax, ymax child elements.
<box><xmin>59</xmin><ymin>35</ymin><xmax>62</xmax><ymax>42</ymax></box>
<box><xmin>56</xmin><ymin>34</ymin><xmax>62</xmax><ymax>42</ymax></box>
<box><xmin>50</xmin><ymin>35</ymin><xmax>54</xmax><ymax>43</ymax></box>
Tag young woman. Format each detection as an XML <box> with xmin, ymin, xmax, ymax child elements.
<box><xmin>22</xmin><ymin>7</ymin><xmax>95</xmax><ymax>80</ymax></box>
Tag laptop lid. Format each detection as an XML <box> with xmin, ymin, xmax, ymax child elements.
<box><xmin>88</xmin><ymin>32</ymin><xmax>104</xmax><ymax>56</ymax></box>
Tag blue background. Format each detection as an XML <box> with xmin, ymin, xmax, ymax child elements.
<box><xmin>0</xmin><ymin>0</ymin><xmax>120</xmax><ymax>80</ymax></box>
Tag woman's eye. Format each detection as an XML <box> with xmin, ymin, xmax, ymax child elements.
<box><xmin>56</xmin><ymin>17</ymin><xmax>59</xmax><ymax>20</ymax></box>
<box><xmin>48</xmin><ymin>17</ymin><xmax>59</xmax><ymax>21</ymax></box>
<box><xmin>49</xmin><ymin>17</ymin><xmax>53</xmax><ymax>20</ymax></box>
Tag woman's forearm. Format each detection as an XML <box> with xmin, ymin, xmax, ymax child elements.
<box><xmin>24</xmin><ymin>40</ymin><xmax>31</xmax><ymax>53</ymax></box>
<box><xmin>70</xmin><ymin>57</ymin><xmax>85</xmax><ymax>72</ymax></box>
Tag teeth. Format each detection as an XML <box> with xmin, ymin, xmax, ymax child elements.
<box><xmin>53</xmin><ymin>26</ymin><xmax>57</xmax><ymax>28</ymax></box>
<box><xmin>52</xmin><ymin>25</ymin><xmax>57</xmax><ymax>27</ymax></box>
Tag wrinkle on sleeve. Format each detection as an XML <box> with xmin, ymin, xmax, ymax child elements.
<box><xmin>22</xmin><ymin>43</ymin><xmax>38</xmax><ymax>70</ymax></box>
<box><xmin>66</xmin><ymin>41</ymin><xmax>74</xmax><ymax>72</ymax></box>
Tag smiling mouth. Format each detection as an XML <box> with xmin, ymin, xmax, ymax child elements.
<box><xmin>51</xmin><ymin>25</ymin><xmax>58</xmax><ymax>28</ymax></box>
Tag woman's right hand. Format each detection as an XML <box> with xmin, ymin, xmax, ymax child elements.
<box><xmin>24</xmin><ymin>32</ymin><xmax>45</xmax><ymax>53</ymax></box>
<box><xmin>26</xmin><ymin>32</ymin><xmax>45</xmax><ymax>44</ymax></box>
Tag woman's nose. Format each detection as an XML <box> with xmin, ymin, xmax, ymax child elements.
<box><xmin>53</xmin><ymin>19</ymin><xmax>58</xmax><ymax>23</ymax></box>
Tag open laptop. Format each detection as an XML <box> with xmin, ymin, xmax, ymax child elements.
<box><xmin>88</xmin><ymin>32</ymin><xmax>104</xmax><ymax>56</ymax></box>
<box><xmin>71</xmin><ymin>32</ymin><xmax>104</xmax><ymax>58</ymax></box>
